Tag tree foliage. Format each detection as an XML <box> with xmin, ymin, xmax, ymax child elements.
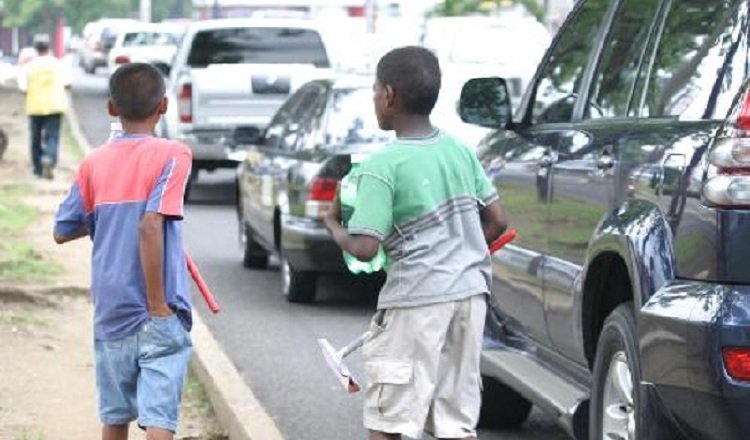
<box><xmin>432</xmin><ymin>0</ymin><xmax>547</xmax><ymax>22</ymax></box>
<box><xmin>2</xmin><ymin>0</ymin><xmax>190</xmax><ymax>33</ymax></box>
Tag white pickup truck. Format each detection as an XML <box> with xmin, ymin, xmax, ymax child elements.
<box><xmin>162</xmin><ymin>19</ymin><xmax>333</xmax><ymax>187</ymax></box>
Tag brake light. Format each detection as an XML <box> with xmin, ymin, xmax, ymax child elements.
<box><xmin>178</xmin><ymin>83</ymin><xmax>192</xmax><ymax>123</ymax></box>
<box><xmin>723</xmin><ymin>347</ymin><xmax>750</xmax><ymax>381</ymax></box>
<box><xmin>114</xmin><ymin>55</ymin><xmax>130</xmax><ymax>65</ymax></box>
<box><xmin>703</xmin><ymin>88</ymin><xmax>750</xmax><ymax>206</ymax></box>
<box><xmin>309</xmin><ymin>177</ymin><xmax>338</xmax><ymax>201</ymax></box>
<box><xmin>305</xmin><ymin>177</ymin><xmax>339</xmax><ymax>218</ymax></box>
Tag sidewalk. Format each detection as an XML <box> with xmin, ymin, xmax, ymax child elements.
<box><xmin>0</xmin><ymin>87</ymin><xmax>226</xmax><ymax>440</ymax></box>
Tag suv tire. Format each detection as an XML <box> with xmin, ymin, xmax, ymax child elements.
<box><xmin>478</xmin><ymin>375</ymin><xmax>533</xmax><ymax>429</ymax></box>
<box><xmin>590</xmin><ymin>303</ymin><xmax>657</xmax><ymax>440</ymax></box>
<box><xmin>280</xmin><ymin>251</ymin><xmax>317</xmax><ymax>303</ymax></box>
<box><xmin>242</xmin><ymin>226</ymin><xmax>269</xmax><ymax>269</ymax></box>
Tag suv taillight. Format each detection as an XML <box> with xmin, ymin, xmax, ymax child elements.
<box><xmin>305</xmin><ymin>177</ymin><xmax>339</xmax><ymax>219</ymax></box>
<box><xmin>178</xmin><ymin>83</ymin><xmax>193</xmax><ymax>123</ymax></box>
<box><xmin>703</xmin><ymin>90</ymin><xmax>750</xmax><ymax>206</ymax></box>
<box><xmin>723</xmin><ymin>347</ymin><xmax>750</xmax><ymax>381</ymax></box>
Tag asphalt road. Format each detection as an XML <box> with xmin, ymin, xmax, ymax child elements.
<box><xmin>70</xmin><ymin>68</ymin><xmax>570</xmax><ymax>440</ymax></box>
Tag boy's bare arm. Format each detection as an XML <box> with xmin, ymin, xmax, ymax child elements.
<box><xmin>139</xmin><ymin>212</ymin><xmax>172</xmax><ymax>317</ymax></box>
<box><xmin>323</xmin><ymin>200</ymin><xmax>380</xmax><ymax>262</ymax></box>
<box><xmin>53</xmin><ymin>225</ymin><xmax>89</xmax><ymax>244</ymax></box>
<box><xmin>481</xmin><ymin>200</ymin><xmax>508</xmax><ymax>245</ymax></box>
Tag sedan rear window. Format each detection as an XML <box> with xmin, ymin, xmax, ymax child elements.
<box><xmin>187</xmin><ymin>27</ymin><xmax>330</xmax><ymax>68</ymax></box>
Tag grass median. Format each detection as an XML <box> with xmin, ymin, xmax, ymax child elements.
<box><xmin>0</xmin><ymin>183</ymin><xmax>62</xmax><ymax>282</ymax></box>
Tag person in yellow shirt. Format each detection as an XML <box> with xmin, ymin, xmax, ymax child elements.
<box><xmin>18</xmin><ymin>35</ymin><xmax>72</xmax><ymax>179</ymax></box>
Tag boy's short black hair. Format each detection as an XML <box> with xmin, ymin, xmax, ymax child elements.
<box><xmin>376</xmin><ymin>46</ymin><xmax>441</xmax><ymax>116</ymax></box>
<box><xmin>109</xmin><ymin>63</ymin><xmax>166</xmax><ymax>121</ymax></box>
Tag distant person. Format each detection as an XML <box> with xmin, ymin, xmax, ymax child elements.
<box><xmin>18</xmin><ymin>34</ymin><xmax>72</xmax><ymax>179</ymax></box>
<box><xmin>53</xmin><ymin>63</ymin><xmax>193</xmax><ymax>440</ymax></box>
<box><xmin>324</xmin><ymin>46</ymin><xmax>508</xmax><ymax>440</ymax></box>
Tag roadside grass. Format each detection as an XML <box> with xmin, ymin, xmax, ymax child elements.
<box><xmin>0</xmin><ymin>183</ymin><xmax>62</xmax><ymax>282</ymax></box>
<box><xmin>0</xmin><ymin>309</ymin><xmax>47</xmax><ymax>328</ymax></box>
<box><xmin>13</xmin><ymin>428</ymin><xmax>46</xmax><ymax>440</ymax></box>
<box><xmin>182</xmin><ymin>370</ymin><xmax>229</xmax><ymax>440</ymax></box>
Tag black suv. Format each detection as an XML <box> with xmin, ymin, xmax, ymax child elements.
<box><xmin>459</xmin><ymin>0</ymin><xmax>750</xmax><ymax>439</ymax></box>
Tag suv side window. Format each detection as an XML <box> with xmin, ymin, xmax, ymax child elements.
<box><xmin>530</xmin><ymin>0</ymin><xmax>609</xmax><ymax>124</ymax></box>
<box><xmin>585</xmin><ymin>0</ymin><xmax>661</xmax><ymax>119</ymax></box>
<box><xmin>639</xmin><ymin>0</ymin><xmax>748</xmax><ymax>120</ymax></box>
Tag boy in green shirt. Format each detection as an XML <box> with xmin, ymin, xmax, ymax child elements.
<box><xmin>323</xmin><ymin>46</ymin><xmax>508</xmax><ymax>440</ymax></box>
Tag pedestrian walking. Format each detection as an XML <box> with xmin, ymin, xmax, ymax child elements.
<box><xmin>17</xmin><ymin>34</ymin><xmax>72</xmax><ymax>179</ymax></box>
<box><xmin>53</xmin><ymin>63</ymin><xmax>193</xmax><ymax>440</ymax></box>
<box><xmin>323</xmin><ymin>46</ymin><xmax>508</xmax><ymax>440</ymax></box>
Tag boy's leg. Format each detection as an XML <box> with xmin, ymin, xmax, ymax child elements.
<box><xmin>102</xmin><ymin>424</ymin><xmax>129</xmax><ymax>440</ymax></box>
<box><xmin>42</xmin><ymin>113</ymin><xmax>61</xmax><ymax>169</ymax></box>
<box><xmin>137</xmin><ymin>315</ymin><xmax>192</xmax><ymax>436</ymax></box>
<box><xmin>29</xmin><ymin>116</ymin><xmax>44</xmax><ymax>176</ymax></box>
<box><xmin>94</xmin><ymin>335</ymin><xmax>139</xmax><ymax>439</ymax></box>
<box><xmin>361</xmin><ymin>304</ymin><xmax>455</xmax><ymax>439</ymax></box>
<box><xmin>425</xmin><ymin>295</ymin><xmax>487</xmax><ymax>440</ymax></box>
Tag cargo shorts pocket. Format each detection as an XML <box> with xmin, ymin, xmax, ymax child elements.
<box><xmin>365</xmin><ymin>361</ymin><xmax>413</xmax><ymax>419</ymax></box>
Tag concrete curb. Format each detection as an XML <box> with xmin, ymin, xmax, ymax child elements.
<box><xmin>191</xmin><ymin>313</ymin><xmax>285</xmax><ymax>440</ymax></box>
<box><xmin>65</xmin><ymin>98</ymin><xmax>285</xmax><ymax>440</ymax></box>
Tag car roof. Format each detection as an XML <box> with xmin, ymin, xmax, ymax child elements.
<box><xmin>186</xmin><ymin>18</ymin><xmax>321</xmax><ymax>33</ymax></box>
<box><xmin>120</xmin><ymin>23</ymin><xmax>186</xmax><ymax>34</ymax></box>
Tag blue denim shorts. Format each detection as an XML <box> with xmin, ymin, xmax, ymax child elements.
<box><xmin>94</xmin><ymin>314</ymin><xmax>192</xmax><ymax>432</ymax></box>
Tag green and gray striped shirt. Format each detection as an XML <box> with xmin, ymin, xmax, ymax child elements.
<box><xmin>348</xmin><ymin>130</ymin><xmax>498</xmax><ymax>309</ymax></box>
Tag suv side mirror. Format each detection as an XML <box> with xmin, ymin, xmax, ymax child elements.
<box><xmin>234</xmin><ymin>126</ymin><xmax>263</xmax><ymax>146</ymax></box>
<box><xmin>459</xmin><ymin>77</ymin><xmax>512</xmax><ymax>129</ymax></box>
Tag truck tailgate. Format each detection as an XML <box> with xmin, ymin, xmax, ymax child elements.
<box><xmin>190</xmin><ymin>63</ymin><xmax>330</xmax><ymax>129</ymax></box>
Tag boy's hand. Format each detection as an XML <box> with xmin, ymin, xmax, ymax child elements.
<box><xmin>325</xmin><ymin>192</ymin><xmax>342</xmax><ymax>224</ymax></box>
<box><xmin>148</xmin><ymin>303</ymin><xmax>174</xmax><ymax>317</ymax></box>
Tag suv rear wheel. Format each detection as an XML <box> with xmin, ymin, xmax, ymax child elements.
<box><xmin>478</xmin><ymin>375</ymin><xmax>533</xmax><ymax>429</ymax></box>
<box><xmin>280</xmin><ymin>251</ymin><xmax>317</xmax><ymax>303</ymax></box>
<box><xmin>590</xmin><ymin>303</ymin><xmax>656</xmax><ymax>439</ymax></box>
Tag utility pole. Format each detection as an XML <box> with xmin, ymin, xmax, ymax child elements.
<box><xmin>139</xmin><ymin>0</ymin><xmax>152</xmax><ymax>22</ymax></box>
<box><xmin>365</xmin><ymin>0</ymin><xmax>377</xmax><ymax>33</ymax></box>
<box><xmin>213</xmin><ymin>0</ymin><xmax>221</xmax><ymax>19</ymax></box>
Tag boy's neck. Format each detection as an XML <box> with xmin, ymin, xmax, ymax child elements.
<box><xmin>393</xmin><ymin>115</ymin><xmax>435</xmax><ymax>139</ymax></box>
<box><xmin>121</xmin><ymin>120</ymin><xmax>156</xmax><ymax>136</ymax></box>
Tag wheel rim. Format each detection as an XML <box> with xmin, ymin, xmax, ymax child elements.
<box><xmin>602</xmin><ymin>351</ymin><xmax>635</xmax><ymax>440</ymax></box>
<box><xmin>281</xmin><ymin>255</ymin><xmax>291</xmax><ymax>296</ymax></box>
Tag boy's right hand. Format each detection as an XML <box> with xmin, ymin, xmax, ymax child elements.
<box><xmin>148</xmin><ymin>303</ymin><xmax>173</xmax><ymax>317</ymax></box>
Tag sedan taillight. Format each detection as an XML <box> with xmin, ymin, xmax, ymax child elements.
<box><xmin>114</xmin><ymin>55</ymin><xmax>130</xmax><ymax>65</ymax></box>
<box><xmin>305</xmin><ymin>177</ymin><xmax>339</xmax><ymax>219</ymax></box>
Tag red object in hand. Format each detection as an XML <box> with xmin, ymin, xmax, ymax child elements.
<box><xmin>185</xmin><ymin>252</ymin><xmax>220</xmax><ymax>314</ymax></box>
<box><xmin>489</xmin><ymin>229</ymin><xmax>517</xmax><ymax>255</ymax></box>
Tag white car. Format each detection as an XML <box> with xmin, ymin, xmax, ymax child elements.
<box><xmin>107</xmin><ymin>23</ymin><xmax>186</xmax><ymax>73</ymax></box>
<box><xmin>79</xmin><ymin>18</ymin><xmax>139</xmax><ymax>74</ymax></box>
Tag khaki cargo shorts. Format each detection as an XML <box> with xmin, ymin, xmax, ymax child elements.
<box><xmin>362</xmin><ymin>294</ymin><xmax>487</xmax><ymax>439</ymax></box>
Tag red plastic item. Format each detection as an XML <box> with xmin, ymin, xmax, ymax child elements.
<box><xmin>489</xmin><ymin>229</ymin><xmax>517</xmax><ymax>255</ymax></box>
<box><xmin>185</xmin><ymin>252</ymin><xmax>220</xmax><ymax>314</ymax></box>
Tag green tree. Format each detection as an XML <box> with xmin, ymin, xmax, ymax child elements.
<box><xmin>432</xmin><ymin>0</ymin><xmax>547</xmax><ymax>23</ymax></box>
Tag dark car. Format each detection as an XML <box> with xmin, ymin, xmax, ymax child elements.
<box><xmin>458</xmin><ymin>0</ymin><xmax>750</xmax><ymax>439</ymax></box>
<box><xmin>236</xmin><ymin>77</ymin><xmax>390</xmax><ymax>302</ymax></box>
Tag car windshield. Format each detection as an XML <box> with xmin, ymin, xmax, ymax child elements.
<box><xmin>187</xmin><ymin>27</ymin><xmax>330</xmax><ymax>68</ymax></box>
<box><xmin>326</xmin><ymin>88</ymin><xmax>391</xmax><ymax>148</ymax></box>
<box><xmin>123</xmin><ymin>31</ymin><xmax>182</xmax><ymax>47</ymax></box>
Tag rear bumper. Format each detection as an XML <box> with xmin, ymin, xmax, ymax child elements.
<box><xmin>640</xmin><ymin>281</ymin><xmax>750</xmax><ymax>440</ymax></box>
<box><xmin>177</xmin><ymin>129</ymin><xmax>245</xmax><ymax>166</ymax></box>
<box><xmin>280</xmin><ymin>214</ymin><xmax>347</xmax><ymax>273</ymax></box>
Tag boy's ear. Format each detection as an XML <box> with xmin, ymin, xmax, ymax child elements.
<box><xmin>107</xmin><ymin>100</ymin><xmax>119</xmax><ymax>117</ymax></box>
<box><xmin>158</xmin><ymin>97</ymin><xmax>168</xmax><ymax>115</ymax></box>
<box><xmin>384</xmin><ymin>84</ymin><xmax>396</xmax><ymax>109</ymax></box>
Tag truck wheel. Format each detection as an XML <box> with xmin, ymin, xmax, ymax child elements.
<box><xmin>280</xmin><ymin>252</ymin><xmax>317</xmax><ymax>303</ymax></box>
<box><xmin>479</xmin><ymin>375</ymin><xmax>532</xmax><ymax>429</ymax></box>
<box><xmin>590</xmin><ymin>303</ymin><xmax>657</xmax><ymax>440</ymax></box>
<box><xmin>242</xmin><ymin>226</ymin><xmax>269</xmax><ymax>269</ymax></box>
